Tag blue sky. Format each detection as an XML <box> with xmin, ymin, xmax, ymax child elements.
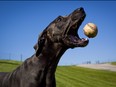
<box><xmin>0</xmin><ymin>1</ymin><xmax>116</xmax><ymax>65</ymax></box>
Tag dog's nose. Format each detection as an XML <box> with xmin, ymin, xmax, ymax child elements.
<box><xmin>78</xmin><ymin>7</ymin><xmax>84</xmax><ymax>11</ymax></box>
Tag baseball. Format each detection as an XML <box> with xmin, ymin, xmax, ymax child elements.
<box><xmin>83</xmin><ymin>23</ymin><xmax>98</xmax><ymax>38</ymax></box>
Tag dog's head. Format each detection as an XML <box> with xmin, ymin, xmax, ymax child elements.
<box><xmin>34</xmin><ymin>7</ymin><xmax>89</xmax><ymax>56</ymax></box>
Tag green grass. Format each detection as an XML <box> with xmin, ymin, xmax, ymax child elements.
<box><xmin>111</xmin><ymin>62</ymin><xmax>116</xmax><ymax>65</ymax></box>
<box><xmin>56</xmin><ymin>66</ymin><xmax>116</xmax><ymax>87</ymax></box>
<box><xmin>0</xmin><ymin>60</ymin><xmax>22</xmax><ymax>72</ymax></box>
<box><xmin>0</xmin><ymin>60</ymin><xmax>116</xmax><ymax>87</ymax></box>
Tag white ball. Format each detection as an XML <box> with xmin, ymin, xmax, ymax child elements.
<box><xmin>83</xmin><ymin>23</ymin><xmax>98</xmax><ymax>38</ymax></box>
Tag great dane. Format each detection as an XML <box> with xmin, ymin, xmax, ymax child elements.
<box><xmin>0</xmin><ymin>7</ymin><xmax>89</xmax><ymax>87</ymax></box>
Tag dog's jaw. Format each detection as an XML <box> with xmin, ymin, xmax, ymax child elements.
<box><xmin>62</xmin><ymin>7</ymin><xmax>89</xmax><ymax>48</ymax></box>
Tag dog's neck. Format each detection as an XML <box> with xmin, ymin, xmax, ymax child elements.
<box><xmin>36</xmin><ymin>39</ymin><xmax>68</xmax><ymax>70</ymax></box>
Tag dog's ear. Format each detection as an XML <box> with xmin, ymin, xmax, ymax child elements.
<box><xmin>34</xmin><ymin>30</ymin><xmax>47</xmax><ymax>57</ymax></box>
<box><xmin>35</xmin><ymin>38</ymin><xmax>45</xmax><ymax>57</ymax></box>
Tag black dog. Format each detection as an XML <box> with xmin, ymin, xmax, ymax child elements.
<box><xmin>0</xmin><ymin>7</ymin><xmax>89</xmax><ymax>87</ymax></box>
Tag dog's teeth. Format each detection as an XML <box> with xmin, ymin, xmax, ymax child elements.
<box><xmin>85</xmin><ymin>38</ymin><xmax>88</xmax><ymax>40</ymax></box>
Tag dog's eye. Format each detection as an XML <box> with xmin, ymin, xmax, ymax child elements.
<box><xmin>57</xmin><ymin>16</ymin><xmax>62</xmax><ymax>22</ymax></box>
<box><xmin>57</xmin><ymin>18</ymin><xmax>62</xmax><ymax>22</ymax></box>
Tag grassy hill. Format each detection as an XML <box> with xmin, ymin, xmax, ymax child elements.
<box><xmin>0</xmin><ymin>60</ymin><xmax>116</xmax><ymax>87</ymax></box>
<box><xmin>111</xmin><ymin>62</ymin><xmax>116</xmax><ymax>65</ymax></box>
<box><xmin>0</xmin><ymin>60</ymin><xmax>22</xmax><ymax>72</ymax></box>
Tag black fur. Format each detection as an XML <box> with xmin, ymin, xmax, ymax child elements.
<box><xmin>0</xmin><ymin>7</ymin><xmax>89</xmax><ymax>87</ymax></box>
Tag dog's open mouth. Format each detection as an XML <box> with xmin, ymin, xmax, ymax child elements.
<box><xmin>69</xmin><ymin>22</ymin><xmax>89</xmax><ymax>47</ymax></box>
<box><xmin>63</xmin><ymin>16</ymin><xmax>89</xmax><ymax>48</ymax></box>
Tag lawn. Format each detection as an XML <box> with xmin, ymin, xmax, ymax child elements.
<box><xmin>111</xmin><ymin>62</ymin><xmax>116</xmax><ymax>65</ymax></box>
<box><xmin>0</xmin><ymin>60</ymin><xmax>116</xmax><ymax>87</ymax></box>
<box><xmin>56</xmin><ymin>66</ymin><xmax>116</xmax><ymax>87</ymax></box>
<box><xmin>0</xmin><ymin>60</ymin><xmax>22</xmax><ymax>72</ymax></box>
